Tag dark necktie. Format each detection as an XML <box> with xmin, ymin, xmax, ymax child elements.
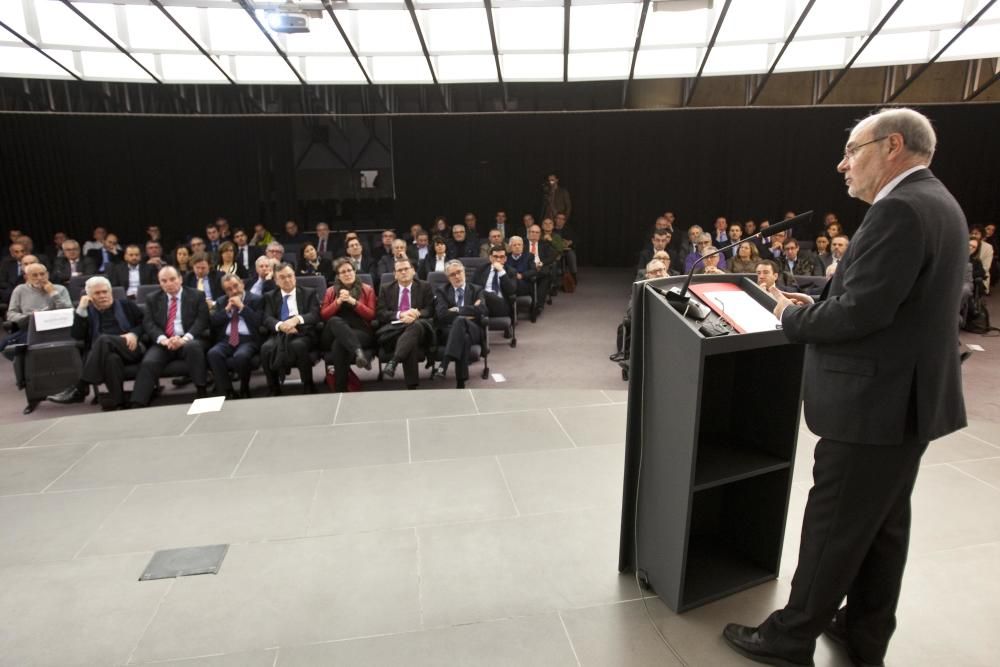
<box><xmin>492</xmin><ymin>270</ymin><xmax>500</xmax><ymax>292</ymax></box>
<box><xmin>228</xmin><ymin>309</ymin><xmax>240</xmax><ymax>347</ymax></box>
<box><xmin>280</xmin><ymin>294</ymin><xmax>291</xmax><ymax>321</ymax></box>
<box><xmin>318</xmin><ymin>238</ymin><xmax>326</xmax><ymax>254</ymax></box>
<box><xmin>165</xmin><ymin>296</ymin><xmax>178</xmax><ymax>337</ymax></box>
<box><xmin>456</xmin><ymin>287</ymin><xmax>464</xmax><ymax>308</ymax></box>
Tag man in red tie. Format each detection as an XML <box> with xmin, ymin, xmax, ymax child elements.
<box><xmin>207</xmin><ymin>275</ymin><xmax>264</xmax><ymax>399</ymax></box>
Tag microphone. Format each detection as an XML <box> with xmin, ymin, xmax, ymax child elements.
<box><xmin>664</xmin><ymin>210</ymin><xmax>814</xmax><ymax>317</ymax></box>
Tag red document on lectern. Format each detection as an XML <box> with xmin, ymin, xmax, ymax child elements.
<box><xmin>689</xmin><ymin>282</ymin><xmax>782</xmax><ymax>334</ymax></box>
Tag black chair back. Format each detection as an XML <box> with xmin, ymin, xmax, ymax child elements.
<box><xmin>136</xmin><ymin>284</ymin><xmax>161</xmax><ymax>306</ymax></box>
<box><xmin>295</xmin><ymin>275</ymin><xmax>328</xmax><ymax>296</ymax></box>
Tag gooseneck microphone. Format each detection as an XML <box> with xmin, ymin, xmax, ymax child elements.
<box><xmin>660</xmin><ymin>211</ymin><xmax>814</xmax><ymax>318</ymax></box>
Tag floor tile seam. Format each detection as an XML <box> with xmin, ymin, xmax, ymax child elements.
<box><xmin>73</xmin><ymin>484</ymin><xmax>139</xmax><ymax>560</ymax></box>
<box><xmin>556</xmin><ymin>610</ymin><xmax>583</xmax><ymax>667</ymax></box>
<box><xmin>406</xmin><ymin>418</ymin><xmax>412</xmax><ymax>464</ymax></box>
<box><xmin>327</xmin><ymin>392</ymin><xmax>342</xmax><ymax>426</ymax></box>
<box><xmin>38</xmin><ymin>441</ymin><xmax>102</xmax><ymax>494</ymax></box>
<box><xmin>957</xmin><ymin>429</ymin><xmax>1000</xmax><ymax>449</ymax></box>
<box><xmin>922</xmin><ymin>454</ymin><xmax>1000</xmax><ymax>468</ymax></box>
<box><xmin>468</xmin><ymin>388</ymin><xmax>480</xmax><ymax>414</ymax></box>
<box><xmin>333</xmin><ymin>401</ymin><xmax>625</xmax><ymax>427</ymax></box>
<box><xmin>415</xmin><ymin>526</ymin><xmax>425</xmax><ymax>629</ymax></box>
<box><xmin>494</xmin><ymin>455</ymin><xmax>522</xmax><ymax>518</ymax></box>
<box><xmin>598</xmin><ymin>389</ymin><xmax>618</xmax><ymax>404</ymax></box>
<box><xmin>229</xmin><ymin>430</ymin><xmax>260</xmax><ymax>478</ymax></box>
<box><xmin>548</xmin><ymin>408</ymin><xmax>579</xmax><ymax>448</ymax></box>
<box><xmin>942</xmin><ymin>462</ymin><xmax>1000</xmax><ymax>494</ymax></box>
<box><xmin>125</xmin><ymin>578</ymin><xmax>176</xmax><ymax>666</ymax></box>
<box><xmin>909</xmin><ymin>538</ymin><xmax>1000</xmax><ymax>560</ymax></box>
<box><xmin>18</xmin><ymin>417</ymin><xmax>63</xmax><ymax>447</ymax></box>
<box><xmin>178</xmin><ymin>414</ymin><xmax>200</xmax><ymax>436</ymax></box>
<box><xmin>303</xmin><ymin>469</ymin><xmax>325</xmax><ymax>536</ymax></box>
<box><xmin>1</xmin><ymin>440</ymin><xmax>93</xmax><ymax>452</ymax></box>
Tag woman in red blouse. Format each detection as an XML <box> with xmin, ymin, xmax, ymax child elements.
<box><xmin>321</xmin><ymin>258</ymin><xmax>376</xmax><ymax>392</ymax></box>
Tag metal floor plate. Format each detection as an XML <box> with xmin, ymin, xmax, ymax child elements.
<box><xmin>139</xmin><ymin>544</ymin><xmax>229</xmax><ymax>581</ymax></box>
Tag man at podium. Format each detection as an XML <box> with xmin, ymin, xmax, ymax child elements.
<box><xmin>723</xmin><ymin>108</ymin><xmax>968</xmax><ymax>667</ymax></box>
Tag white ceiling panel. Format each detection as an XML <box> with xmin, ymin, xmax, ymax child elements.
<box><xmin>937</xmin><ymin>22</ymin><xmax>1000</xmax><ymax>62</ymax></box>
<box><xmin>703</xmin><ymin>43</ymin><xmax>770</xmax><ymax>76</ymax></box>
<box><xmin>264</xmin><ymin>12</ymin><xmax>350</xmax><ymax>55</ymax></box>
<box><xmin>854</xmin><ymin>30</ymin><xmax>933</xmax><ymax>67</ymax></box>
<box><xmin>158</xmin><ymin>53</ymin><xmax>230</xmax><ymax>83</ymax></box>
<box><xmin>568</xmin><ymin>50</ymin><xmax>632</xmax><ymax>81</ymax></box>
<box><xmin>0</xmin><ymin>44</ymin><xmax>73</xmax><ymax>78</ymax></box>
<box><xmin>354</xmin><ymin>9</ymin><xmax>423</xmax><ymax>54</ymax></box>
<box><xmin>494</xmin><ymin>6</ymin><xmax>563</xmax><ymax>52</ymax></box>
<box><xmin>369</xmin><ymin>54</ymin><xmax>433</xmax><ymax>83</ymax></box>
<box><xmin>232</xmin><ymin>54</ymin><xmax>299</xmax><ymax>83</ymax></box>
<box><xmin>633</xmin><ymin>47</ymin><xmax>699</xmax><ymax>79</ymax></box>
<box><xmin>436</xmin><ymin>54</ymin><xmax>497</xmax><ymax>83</ymax></box>
<box><xmin>570</xmin><ymin>4</ymin><xmax>641</xmax><ymax>51</ymax></box>
<box><xmin>883</xmin><ymin>0</ymin><xmax>965</xmax><ymax>31</ymax></box>
<box><xmin>774</xmin><ymin>37</ymin><xmax>848</xmax><ymax>72</ymax></box>
<box><xmin>205</xmin><ymin>7</ymin><xmax>273</xmax><ymax>53</ymax></box>
<box><xmin>122</xmin><ymin>4</ymin><xmax>196</xmax><ymax>52</ymax></box>
<box><xmin>641</xmin><ymin>5</ymin><xmax>710</xmax><ymax>47</ymax></box>
<box><xmin>795</xmin><ymin>0</ymin><xmax>871</xmax><ymax>38</ymax></box>
<box><xmin>716</xmin><ymin>0</ymin><xmax>787</xmax><ymax>44</ymax></box>
<box><xmin>501</xmin><ymin>52</ymin><xmax>563</xmax><ymax>82</ymax></box>
<box><xmin>0</xmin><ymin>3</ymin><xmax>29</xmax><ymax>44</ymax></box>
<box><xmin>79</xmin><ymin>50</ymin><xmax>155</xmax><ymax>81</ymax></box>
<box><xmin>303</xmin><ymin>55</ymin><xmax>367</xmax><ymax>84</ymax></box>
<box><xmin>35</xmin><ymin>0</ymin><xmax>109</xmax><ymax>48</ymax></box>
<box><xmin>418</xmin><ymin>8</ymin><xmax>492</xmax><ymax>54</ymax></box>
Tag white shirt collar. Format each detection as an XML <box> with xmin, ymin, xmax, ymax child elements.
<box><xmin>873</xmin><ymin>165</ymin><xmax>926</xmax><ymax>204</ymax></box>
<box><xmin>281</xmin><ymin>289</ymin><xmax>295</xmax><ymax>297</ymax></box>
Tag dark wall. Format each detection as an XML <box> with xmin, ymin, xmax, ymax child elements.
<box><xmin>392</xmin><ymin>104</ymin><xmax>1000</xmax><ymax>266</ymax></box>
<box><xmin>0</xmin><ymin>114</ymin><xmax>296</xmax><ymax>250</ymax></box>
<box><xmin>2</xmin><ymin>104</ymin><xmax>998</xmax><ymax>266</ymax></box>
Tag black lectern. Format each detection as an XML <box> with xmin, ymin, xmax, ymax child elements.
<box><xmin>618</xmin><ymin>273</ymin><xmax>805</xmax><ymax>612</ymax></box>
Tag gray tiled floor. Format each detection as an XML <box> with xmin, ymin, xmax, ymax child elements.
<box><xmin>0</xmin><ymin>388</ymin><xmax>998</xmax><ymax>666</ymax></box>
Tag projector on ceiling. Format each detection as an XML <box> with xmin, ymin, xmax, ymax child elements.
<box><xmin>267</xmin><ymin>5</ymin><xmax>310</xmax><ymax>34</ymax></box>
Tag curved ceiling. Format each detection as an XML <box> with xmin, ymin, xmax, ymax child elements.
<box><xmin>0</xmin><ymin>0</ymin><xmax>997</xmax><ymax>87</ymax></box>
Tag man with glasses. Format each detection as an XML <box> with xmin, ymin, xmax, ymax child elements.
<box><xmin>432</xmin><ymin>261</ymin><xmax>486</xmax><ymax>389</ymax></box>
<box><xmin>52</xmin><ymin>239</ymin><xmax>96</xmax><ymax>284</ymax></box>
<box><xmin>684</xmin><ymin>232</ymin><xmax>728</xmax><ymax>273</ymax></box>
<box><xmin>474</xmin><ymin>244</ymin><xmax>516</xmax><ymax>319</ymax></box>
<box><xmin>724</xmin><ymin>108</ymin><xmax>968</xmax><ymax>667</ymax></box>
<box><xmin>260</xmin><ymin>263</ymin><xmax>321</xmax><ymax>395</ymax></box>
<box><xmin>376</xmin><ymin>258</ymin><xmax>433</xmax><ymax>389</ymax></box>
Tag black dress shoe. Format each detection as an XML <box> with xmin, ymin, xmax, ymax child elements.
<box><xmin>431</xmin><ymin>364</ymin><xmax>446</xmax><ymax>381</ymax></box>
<box><xmin>722</xmin><ymin>624</ymin><xmax>814</xmax><ymax>667</ymax></box>
<box><xmin>355</xmin><ymin>349</ymin><xmax>371</xmax><ymax>371</ymax></box>
<box><xmin>383</xmin><ymin>359</ymin><xmax>398</xmax><ymax>378</ymax></box>
<box><xmin>48</xmin><ymin>386</ymin><xmax>86</xmax><ymax>404</ymax></box>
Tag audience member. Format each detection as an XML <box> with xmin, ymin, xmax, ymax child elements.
<box><xmin>376</xmin><ymin>258</ymin><xmax>434</xmax><ymax>389</ymax></box>
<box><xmin>87</xmin><ymin>233</ymin><xmax>121</xmax><ymax>274</ymax></box>
<box><xmin>432</xmin><ymin>260</ymin><xmax>487</xmax><ymax>389</ymax></box>
<box><xmin>82</xmin><ymin>226</ymin><xmax>108</xmax><ymax>255</ymax></box>
<box><xmin>431</xmin><ymin>216</ymin><xmax>450</xmax><ymax>239</ymax></box>
<box><xmin>250</xmin><ymin>224</ymin><xmax>275</xmax><ymax>248</ymax></box>
<box><xmin>109</xmin><ymin>244</ymin><xmax>158</xmax><ymax>298</ymax></box>
<box><xmin>448</xmin><ymin>224</ymin><xmax>479</xmax><ymax>258</ymax></box>
<box><xmin>463</xmin><ymin>213</ymin><xmax>483</xmax><ymax>242</ymax></box>
<box><xmin>420</xmin><ymin>236</ymin><xmax>451</xmax><ymax>279</ymax></box>
<box><xmin>216</xmin><ymin>241</ymin><xmax>247</xmax><ymax>279</ymax></box>
<box><xmin>970</xmin><ymin>226</ymin><xmax>993</xmax><ymax>291</ymax></box>
<box><xmin>15</xmin><ymin>235</ymin><xmax>50</xmax><ymax>268</ymax></box>
<box><xmin>2</xmin><ymin>263</ymin><xmax>71</xmax><ymax>394</ymax></box>
<box><xmin>48</xmin><ymin>275</ymin><xmax>144</xmax><ymax>409</ymax></box>
<box><xmin>637</xmin><ymin>230</ymin><xmax>672</xmax><ymax>271</ymax></box>
<box><xmin>46</xmin><ymin>231</ymin><xmax>67</xmax><ymax>260</ymax></box>
<box><xmin>505</xmin><ymin>236</ymin><xmax>539</xmax><ymax>311</ymax></box>
<box><xmin>184</xmin><ymin>252</ymin><xmax>224</xmax><ymax>309</ymax></box>
<box><xmin>314</xmin><ymin>222</ymin><xmax>333</xmax><ymax>257</ymax></box>
<box><xmin>521</xmin><ymin>213</ymin><xmax>536</xmax><ymax>238</ymax></box>
<box><xmin>145</xmin><ymin>240</ymin><xmax>167</xmax><ymax>269</ymax></box>
<box><xmin>729</xmin><ymin>241</ymin><xmax>761</xmax><ymax>274</ymax></box>
<box><xmin>474</xmin><ymin>244</ymin><xmax>516</xmax><ymax>319</ymax></box>
<box><xmin>694</xmin><ymin>247</ymin><xmax>726</xmax><ymax>275</ymax></box>
<box><xmin>525</xmin><ymin>224</ymin><xmax>555</xmax><ymax>303</ymax></box>
<box><xmin>685</xmin><ymin>233</ymin><xmax>728</xmax><ymax>272</ymax></box>
<box><xmin>130</xmin><ymin>265</ymin><xmax>210</xmax><ymax>407</ymax></box>
<box><xmin>377</xmin><ymin>239</ymin><xmax>412</xmax><ymax>285</ymax></box>
<box><xmin>145</xmin><ymin>225</ymin><xmax>164</xmax><ymax>247</ymax></box>
<box><xmin>232</xmin><ymin>228</ymin><xmax>261</xmax><ymax>274</ymax></box>
<box><xmin>246</xmin><ymin>255</ymin><xmax>278</xmax><ymax>297</ymax></box>
<box><xmin>493</xmin><ymin>210</ymin><xmax>508</xmax><ymax>238</ymax></box>
<box><xmin>415</xmin><ymin>232</ymin><xmax>430</xmax><ymax>262</ymax></box>
<box><xmin>826</xmin><ymin>235</ymin><xmax>849</xmax><ymax>276</ymax></box>
<box><xmin>171</xmin><ymin>245</ymin><xmax>192</xmax><ymax>275</ymax></box>
<box><xmin>52</xmin><ymin>239</ymin><xmax>96</xmax><ymax>284</ymax></box>
<box><xmin>375</xmin><ymin>230</ymin><xmax>397</xmax><ymax>261</ymax></box>
<box><xmin>189</xmin><ymin>236</ymin><xmax>207</xmax><ymax>258</ymax></box>
<box><xmin>725</xmin><ymin>223</ymin><xmax>744</xmax><ymax>258</ymax></box>
<box><xmin>781</xmin><ymin>238</ymin><xmax>822</xmax><ymax>277</ymax></box>
<box><xmin>214</xmin><ymin>217</ymin><xmax>231</xmax><ymax>240</ymax></box>
<box><xmin>542</xmin><ymin>172</ymin><xmax>571</xmax><ymax>220</ymax></box>
<box><xmin>765</xmin><ymin>230</ymin><xmax>787</xmax><ymax>260</ymax></box>
<box><xmin>711</xmin><ymin>217</ymin><xmax>729</xmax><ymax>247</ymax></box>
<box><xmin>0</xmin><ymin>241</ymin><xmax>26</xmax><ymax>301</ymax></box>
<box><xmin>264</xmin><ymin>241</ymin><xmax>285</xmax><ymax>263</ymax></box>
<box><xmin>345</xmin><ymin>237</ymin><xmax>375</xmax><ymax>275</ymax></box>
<box><xmin>296</xmin><ymin>242</ymin><xmax>333</xmax><ymax>284</ymax></box>
<box><xmin>281</xmin><ymin>220</ymin><xmax>307</xmax><ymax>245</ymax></box>
<box><xmin>814</xmin><ymin>235</ymin><xmax>832</xmax><ymax>271</ymax></box>
<box><xmin>554</xmin><ymin>212</ymin><xmax>578</xmax><ymax>279</ymax></box>
<box><xmin>207</xmin><ymin>274</ymin><xmax>263</xmax><ymax>399</ymax></box>
<box><xmin>321</xmin><ymin>258</ymin><xmax>376</xmax><ymax>393</ymax></box>
<box><xmin>205</xmin><ymin>224</ymin><xmax>222</xmax><ymax>254</ymax></box>
<box><xmin>260</xmin><ymin>263</ymin><xmax>321</xmax><ymax>395</ymax></box>
<box><xmin>755</xmin><ymin>259</ymin><xmax>781</xmax><ymax>292</ymax></box>
<box><xmin>480</xmin><ymin>229</ymin><xmax>505</xmax><ymax>258</ymax></box>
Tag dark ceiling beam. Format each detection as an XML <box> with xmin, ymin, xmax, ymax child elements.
<box><xmin>966</xmin><ymin>59</ymin><xmax>1000</xmax><ymax>101</ymax></box>
<box><xmin>0</xmin><ymin>19</ymin><xmax>82</xmax><ymax>81</ymax></box>
<box><xmin>563</xmin><ymin>0</ymin><xmax>571</xmax><ymax>83</ymax></box>
<box><xmin>748</xmin><ymin>0</ymin><xmax>816</xmax><ymax>105</ymax></box>
<box><xmin>684</xmin><ymin>0</ymin><xmax>732</xmax><ymax>107</ymax></box>
<box><xmin>236</xmin><ymin>0</ymin><xmax>307</xmax><ymax>85</ymax></box>
<box><xmin>621</xmin><ymin>0</ymin><xmax>651</xmax><ymax>108</ymax></box>
<box><xmin>404</xmin><ymin>0</ymin><xmax>448</xmax><ymax>111</ymax></box>
<box><xmin>150</xmin><ymin>0</ymin><xmax>237</xmax><ymax>86</ymax></box>
<box><xmin>888</xmin><ymin>0</ymin><xmax>997</xmax><ymax>103</ymax></box>
<box><xmin>320</xmin><ymin>0</ymin><xmax>374</xmax><ymax>85</ymax></box>
<box><xmin>816</xmin><ymin>0</ymin><xmax>904</xmax><ymax>104</ymax></box>
<box><xmin>58</xmin><ymin>0</ymin><xmax>161</xmax><ymax>83</ymax></box>
<box><xmin>484</xmin><ymin>0</ymin><xmax>507</xmax><ymax>110</ymax></box>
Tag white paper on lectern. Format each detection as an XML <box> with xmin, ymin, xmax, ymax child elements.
<box><xmin>33</xmin><ymin>308</ymin><xmax>74</xmax><ymax>331</ymax></box>
<box><xmin>702</xmin><ymin>290</ymin><xmax>781</xmax><ymax>333</ymax></box>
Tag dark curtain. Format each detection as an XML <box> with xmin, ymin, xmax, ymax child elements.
<box><xmin>391</xmin><ymin>104</ymin><xmax>1000</xmax><ymax>266</ymax></box>
<box><xmin>0</xmin><ymin>114</ymin><xmax>296</xmax><ymax>250</ymax></box>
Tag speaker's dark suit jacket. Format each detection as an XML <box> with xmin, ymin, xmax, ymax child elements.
<box><xmin>261</xmin><ymin>286</ymin><xmax>321</xmax><ymax>342</ymax></box>
<box><xmin>782</xmin><ymin>168</ymin><xmax>967</xmax><ymax>445</ymax></box>
<box><xmin>109</xmin><ymin>262</ymin><xmax>158</xmax><ymax>291</ymax></box>
<box><xmin>142</xmin><ymin>287</ymin><xmax>210</xmax><ymax>346</ymax></box>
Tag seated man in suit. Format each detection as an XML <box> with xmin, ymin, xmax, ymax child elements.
<box><xmin>526</xmin><ymin>224</ymin><xmax>556</xmax><ymax>303</ymax></box>
<box><xmin>208</xmin><ymin>274</ymin><xmax>264</xmax><ymax>399</ymax></box>
<box><xmin>110</xmin><ymin>244</ymin><xmax>158</xmax><ymax>298</ymax></box>
<box><xmin>376</xmin><ymin>258</ymin><xmax>434</xmax><ymax>389</ymax></box>
<box><xmin>52</xmin><ymin>239</ymin><xmax>96</xmax><ymax>285</ymax></box>
<box><xmin>474</xmin><ymin>244</ymin><xmax>517</xmax><ymax>319</ymax></box>
<box><xmin>447</xmin><ymin>224</ymin><xmax>479</xmax><ymax>258</ymax></box>
<box><xmin>48</xmin><ymin>275</ymin><xmax>144</xmax><ymax>410</ymax></box>
<box><xmin>479</xmin><ymin>229</ymin><xmax>505</xmax><ymax>258</ymax></box>
<box><xmin>232</xmin><ymin>228</ymin><xmax>261</xmax><ymax>275</ymax></box>
<box><xmin>505</xmin><ymin>236</ymin><xmax>539</xmax><ymax>315</ymax></box>
<box><xmin>245</xmin><ymin>255</ymin><xmax>278</xmax><ymax>298</ymax></box>
<box><xmin>13</xmin><ymin>235</ymin><xmax>50</xmax><ymax>269</ymax></box>
<box><xmin>637</xmin><ymin>230</ymin><xmax>672</xmax><ymax>272</ymax></box>
<box><xmin>376</xmin><ymin>239</ymin><xmax>412</xmax><ymax>289</ymax></box>
<box><xmin>345</xmin><ymin>236</ymin><xmax>375</xmax><ymax>276</ymax></box>
<box><xmin>184</xmin><ymin>252</ymin><xmax>223</xmax><ymax>310</ymax></box>
<box><xmin>86</xmin><ymin>232</ymin><xmax>122</xmax><ymax>274</ymax></box>
<box><xmin>131</xmin><ymin>265</ymin><xmax>211</xmax><ymax>407</ymax></box>
<box><xmin>0</xmin><ymin>241</ymin><xmax>26</xmax><ymax>300</ymax></box>
<box><xmin>144</xmin><ymin>240</ymin><xmax>168</xmax><ymax>270</ymax></box>
<box><xmin>374</xmin><ymin>229</ymin><xmax>397</xmax><ymax>261</ymax></box>
<box><xmin>781</xmin><ymin>238</ymin><xmax>822</xmax><ymax>277</ymax></box>
<box><xmin>432</xmin><ymin>261</ymin><xmax>487</xmax><ymax>389</ymax></box>
<box><xmin>260</xmin><ymin>263</ymin><xmax>321</xmax><ymax>395</ymax></box>
<box><xmin>825</xmin><ymin>235</ymin><xmax>850</xmax><ymax>277</ymax></box>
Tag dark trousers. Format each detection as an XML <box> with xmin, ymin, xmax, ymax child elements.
<box><xmin>760</xmin><ymin>437</ymin><xmax>928</xmax><ymax>664</ymax></box>
<box><xmin>323</xmin><ymin>317</ymin><xmax>374</xmax><ymax>392</ymax></box>
<box><xmin>131</xmin><ymin>339</ymin><xmax>208</xmax><ymax>406</ymax></box>
<box><xmin>261</xmin><ymin>334</ymin><xmax>315</xmax><ymax>389</ymax></box>
<box><xmin>2</xmin><ymin>347</ymin><xmax>25</xmax><ymax>387</ymax></box>
<box><xmin>439</xmin><ymin>318</ymin><xmax>481</xmax><ymax>382</ymax></box>
<box><xmin>207</xmin><ymin>338</ymin><xmax>259</xmax><ymax>395</ymax></box>
<box><xmin>482</xmin><ymin>291</ymin><xmax>510</xmax><ymax>318</ymax></box>
<box><xmin>81</xmin><ymin>334</ymin><xmax>144</xmax><ymax>406</ymax></box>
<box><xmin>390</xmin><ymin>323</ymin><xmax>429</xmax><ymax>388</ymax></box>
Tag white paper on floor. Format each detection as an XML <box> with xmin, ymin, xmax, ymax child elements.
<box><xmin>187</xmin><ymin>396</ymin><xmax>225</xmax><ymax>415</ymax></box>
<box><xmin>492</xmin><ymin>373</ymin><xmax>506</xmax><ymax>383</ymax></box>
<box><xmin>967</xmin><ymin>344</ymin><xmax>985</xmax><ymax>352</ymax></box>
